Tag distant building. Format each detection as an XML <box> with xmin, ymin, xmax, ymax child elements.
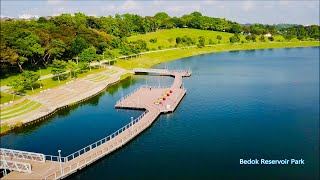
<box><xmin>18</xmin><ymin>14</ymin><xmax>39</xmax><ymax>20</ymax></box>
<box><xmin>264</xmin><ymin>33</ymin><xmax>272</xmax><ymax>37</ymax></box>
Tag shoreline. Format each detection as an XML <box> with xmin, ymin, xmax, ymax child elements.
<box><xmin>0</xmin><ymin>67</ymin><xmax>128</xmax><ymax>135</ymax></box>
<box><xmin>116</xmin><ymin>41</ymin><xmax>320</xmax><ymax>69</ymax></box>
<box><xmin>1</xmin><ymin>42</ymin><xmax>319</xmax><ymax>136</ymax></box>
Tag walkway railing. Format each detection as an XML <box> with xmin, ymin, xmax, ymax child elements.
<box><xmin>64</xmin><ymin>109</ymin><xmax>149</xmax><ymax>162</ymax></box>
<box><xmin>0</xmin><ymin>159</ymin><xmax>32</xmax><ymax>174</ymax></box>
<box><xmin>116</xmin><ymin>86</ymin><xmax>144</xmax><ymax>105</ymax></box>
<box><xmin>44</xmin><ymin>109</ymin><xmax>155</xmax><ymax>180</ymax></box>
<box><xmin>0</xmin><ymin>148</ymin><xmax>45</xmax><ymax>162</ymax></box>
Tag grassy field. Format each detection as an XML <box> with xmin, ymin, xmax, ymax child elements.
<box><xmin>116</xmin><ymin>41</ymin><xmax>320</xmax><ymax>69</ymax></box>
<box><xmin>128</xmin><ymin>28</ymin><xmax>286</xmax><ymax>49</ymax></box>
<box><xmin>0</xmin><ymin>91</ymin><xmax>22</xmax><ymax>104</ymax></box>
<box><xmin>0</xmin><ymin>67</ymin><xmax>53</xmax><ymax>86</ymax></box>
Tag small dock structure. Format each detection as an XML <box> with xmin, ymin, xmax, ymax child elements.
<box><xmin>0</xmin><ymin>68</ymin><xmax>191</xmax><ymax>180</ymax></box>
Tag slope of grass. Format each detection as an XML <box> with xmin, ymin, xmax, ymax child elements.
<box><xmin>0</xmin><ymin>67</ymin><xmax>53</xmax><ymax>86</ymax></box>
<box><xmin>129</xmin><ymin>28</ymin><xmax>238</xmax><ymax>49</ymax></box>
<box><xmin>116</xmin><ymin>41</ymin><xmax>320</xmax><ymax>69</ymax></box>
<box><xmin>128</xmin><ymin>28</ymin><xmax>289</xmax><ymax>50</ymax></box>
<box><xmin>0</xmin><ymin>92</ymin><xmax>21</xmax><ymax>104</ymax></box>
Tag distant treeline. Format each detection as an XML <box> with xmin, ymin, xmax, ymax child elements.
<box><xmin>1</xmin><ymin>11</ymin><xmax>319</xmax><ymax>75</ymax></box>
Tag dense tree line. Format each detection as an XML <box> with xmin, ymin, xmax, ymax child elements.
<box><xmin>1</xmin><ymin>12</ymin><xmax>319</xmax><ymax>76</ymax></box>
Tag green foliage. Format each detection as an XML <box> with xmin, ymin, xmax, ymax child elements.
<box><xmin>70</xmin><ymin>36</ymin><xmax>89</xmax><ymax>56</ymax></box>
<box><xmin>198</xmin><ymin>36</ymin><xmax>206</xmax><ymax>48</ymax></box>
<box><xmin>259</xmin><ymin>36</ymin><xmax>266</xmax><ymax>42</ymax></box>
<box><xmin>78</xmin><ymin>62</ymin><xmax>90</xmax><ymax>73</ymax></box>
<box><xmin>149</xmin><ymin>38</ymin><xmax>158</xmax><ymax>43</ymax></box>
<box><xmin>103</xmin><ymin>48</ymin><xmax>120</xmax><ymax>60</ymax></box>
<box><xmin>51</xmin><ymin>59</ymin><xmax>67</xmax><ymax>78</ymax></box>
<box><xmin>67</xmin><ymin>60</ymin><xmax>78</xmax><ymax>77</ymax></box>
<box><xmin>79</xmin><ymin>46</ymin><xmax>97</xmax><ymax>62</ymax></box>
<box><xmin>168</xmin><ymin>38</ymin><xmax>174</xmax><ymax>43</ymax></box>
<box><xmin>8</xmin><ymin>76</ymin><xmax>24</xmax><ymax>94</ymax></box>
<box><xmin>209</xmin><ymin>39</ymin><xmax>213</xmax><ymax>45</ymax></box>
<box><xmin>229</xmin><ymin>34</ymin><xmax>240</xmax><ymax>43</ymax></box>
<box><xmin>21</xmin><ymin>70</ymin><xmax>40</xmax><ymax>91</ymax></box>
<box><xmin>0</xmin><ymin>11</ymin><xmax>318</xmax><ymax>77</ymax></box>
<box><xmin>176</xmin><ymin>35</ymin><xmax>196</xmax><ymax>46</ymax></box>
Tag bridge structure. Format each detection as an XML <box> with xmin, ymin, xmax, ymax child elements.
<box><xmin>0</xmin><ymin>68</ymin><xmax>191</xmax><ymax>180</ymax></box>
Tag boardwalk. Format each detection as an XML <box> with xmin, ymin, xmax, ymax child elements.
<box><xmin>0</xmin><ymin>68</ymin><xmax>191</xmax><ymax>180</ymax></box>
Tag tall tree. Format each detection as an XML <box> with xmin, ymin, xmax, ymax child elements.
<box><xmin>51</xmin><ymin>60</ymin><xmax>67</xmax><ymax>83</ymax></box>
<box><xmin>79</xmin><ymin>46</ymin><xmax>97</xmax><ymax>62</ymax></box>
<box><xmin>21</xmin><ymin>70</ymin><xmax>40</xmax><ymax>92</ymax></box>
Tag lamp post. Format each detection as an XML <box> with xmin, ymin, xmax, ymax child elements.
<box><xmin>58</xmin><ymin>150</ymin><xmax>63</xmax><ymax>176</ymax></box>
<box><xmin>39</xmin><ymin>67</ymin><xmax>42</xmax><ymax>89</ymax></box>
<box><xmin>131</xmin><ymin>116</ymin><xmax>133</xmax><ymax>133</ymax></box>
<box><xmin>145</xmin><ymin>77</ymin><xmax>147</xmax><ymax>87</ymax></box>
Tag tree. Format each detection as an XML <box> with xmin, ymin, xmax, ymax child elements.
<box><xmin>8</xmin><ymin>76</ymin><xmax>24</xmax><ymax>98</ymax></box>
<box><xmin>79</xmin><ymin>46</ymin><xmax>97</xmax><ymax>62</ymax></box>
<box><xmin>229</xmin><ymin>34</ymin><xmax>240</xmax><ymax>43</ymax></box>
<box><xmin>21</xmin><ymin>70</ymin><xmax>40</xmax><ymax>92</ymax></box>
<box><xmin>198</xmin><ymin>36</ymin><xmax>206</xmax><ymax>48</ymax></box>
<box><xmin>176</xmin><ymin>37</ymin><xmax>182</xmax><ymax>44</ymax></box>
<box><xmin>149</xmin><ymin>38</ymin><xmax>157</xmax><ymax>43</ymax></box>
<box><xmin>67</xmin><ymin>60</ymin><xmax>78</xmax><ymax>79</ymax></box>
<box><xmin>216</xmin><ymin>35</ymin><xmax>222</xmax><ymax>41</ymax></box>
<box><xmin>268</xmin><ymin>36</ymin><xmax>274</xmax><ymax>41</ymax></box>
<box><xmin>103</xmin><ymin>48</ymin><xmax>120</xmax><ymax>65</ymax></box>
<box><xmin>47</xmin><ymin>39</ymin><xmax>66</xmax><ymax>61</ymax></box>
<box><xmin>259</xmin><ymin>36</ymin><xmax>265</xmax><ymax>42</ymax></box>
<box><xmin>245</xmin><ymin>35</ymin><xmax>251</xmax><ymax>41</ymax></box>
<box><xmin>70</xmin><ymin>37</ymin><xmax>88</xmax><ymax>63</ymax></box>
<box><xmin>51</xmin><ymin>60</ymin><xmax>67</xmax><ymax>83</ymax></box>
<box><xmin>251</xmin><ymin>34</ymin><xmax>257</xmax><ymax>42</ymax></box>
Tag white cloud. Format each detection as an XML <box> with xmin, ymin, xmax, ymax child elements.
<box><xmin>203</xmin><ymin>0</ymin><xmax>217</xmax><ymax>5</ymax></box>
<box><xmin>242</xmin><ymin>1</ymin><xmax>255</xmax><ymax>12</ymax></box>
<box><xmin>119</xmin><ymin>0</ymin><xmax>140</xmax><ymax>11</ymax></box>
<box><xmin>47</xmin><ymin>0</ymin><xmax>66</xmax><ymax>5</ymax></box>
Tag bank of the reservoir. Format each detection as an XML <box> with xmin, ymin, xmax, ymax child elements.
<box><xmin>1</xmin><ymin>41</ymin><xmax>318</xmax><ymax>135</ymax></box>
<box><xmin>116</xmin><ymin>41</ymin><xmax>319</xmax><ymax>69</ymax></box>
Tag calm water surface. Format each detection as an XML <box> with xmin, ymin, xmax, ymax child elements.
<box><xmin>1</xmin><ymin>47</ymin><xmax>319</xmax><ymax>180</ymax></box>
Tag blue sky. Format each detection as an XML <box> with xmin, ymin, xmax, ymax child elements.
<box><xmin>1</xmin><ymin>0</ymin><xmax>319</xmax><ymax>25</ymax></box>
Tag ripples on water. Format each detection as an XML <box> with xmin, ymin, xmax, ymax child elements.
<box><xmin>1</xmin><ymin>47</ymin><xmax>319</xmax><ymax>180</ymax></box>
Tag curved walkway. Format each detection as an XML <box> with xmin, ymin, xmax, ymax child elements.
<box><xmin>1</xmin><ymin>68</ymin><xmax>191</xmax><ymax>180</ymax></box>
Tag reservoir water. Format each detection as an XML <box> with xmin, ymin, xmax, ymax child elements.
<box><xmin>1</xmin><ymin>47</ymin><xmax>319</xmax><ymax>180</ymax></box>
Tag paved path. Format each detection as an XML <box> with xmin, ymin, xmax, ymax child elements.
<box><xmin>1</xmin><ymin>68</ymin><xmax>191</xmax><ymax>180</ymax></box>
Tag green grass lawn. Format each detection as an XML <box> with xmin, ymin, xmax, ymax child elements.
<box><xmin>129</xmin><ymin>28</ymin><xmax>237</xmax><ymax>49</ymax></box>
<box><xmin>0</xmin><ymin>92</ymin><xmax>22</xmax><ymax>104</ymax></box>
<box><xmin>0</xmin><ymin>67</ymin><xmax>53</xmax><ymax>86</ymax></box>
<box><xmin>116</xmin><ymin>41</ymin><xmax>320</xmax><ymax>69</ymax></box>
<box><xmin>0</xmin><ymin>99</ymin><xmax>43</xmax><ymax>121</ymax></box>
<box><xmin>128</xmin><ymin>28</ymin><xmax>287</xmax><ymax>50</ymax></box>
<box><xmin>1</xmin><ymin>99</ymin><xmax>31</xmax><ymax>111</ymax></box>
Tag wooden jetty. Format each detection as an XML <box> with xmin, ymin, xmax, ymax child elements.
<box><xmin>0</xmin><ymin>68</ymin><xmax>191</xmax><ymax>180</ymax></box>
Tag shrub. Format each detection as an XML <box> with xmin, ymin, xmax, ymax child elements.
<box><xmin>149</xmin><ymin>38</ymin><xmax>157</xmax><ymax>43</ymax></box>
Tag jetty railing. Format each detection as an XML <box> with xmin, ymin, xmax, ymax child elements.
<box><xmin>0</xmin><ymin>148</ymin><xmax>45</xmax><ymax>163</ymax></box>
<box><xmin>44</xmin><ymin>108</ymin><xmax>155</xmax><ymax>180</ymax></box>
<box><xmin>0</xmin><ymin>159</ymin><xmax>32</xmax><ymax>174</ymax></box>
<box><xmin>64</xmin><ymin>109</ymin><xmax>149</xmax><ymax>162</ymax></box>
<box><xmin>116</xmin><ymin>86</ymin><xmax>144</xmax><ymax>105</ymax></box>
